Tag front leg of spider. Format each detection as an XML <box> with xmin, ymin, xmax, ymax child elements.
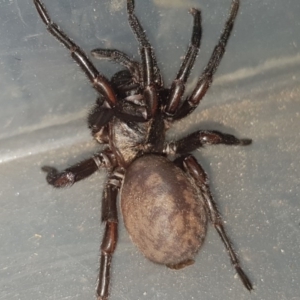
<box><xmin>173</xmin><ymin>0</ymin><xmax>240</xmax><ymax>120</ymax></box>
<box><xmin>33</xmin><ymin>0</ymin><xmax>150</xmax><ymax>122</ymax></box>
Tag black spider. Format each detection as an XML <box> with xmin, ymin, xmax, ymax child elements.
<box><xmin>33</xmin><ymin>0</ymin><xmax>253</xmax><ymax>299</ymax></box>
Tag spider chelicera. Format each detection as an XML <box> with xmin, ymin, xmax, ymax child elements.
<box><xmin>33</xmin><ymin>0</ymin><xmax>253</xmax><ymax>299</ymax></box>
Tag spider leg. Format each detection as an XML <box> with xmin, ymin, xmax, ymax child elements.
<box><xmin>164</xmin><ymin>130</ymin><xmax>252</xmax><ymax>155</ymax></box>
<box><xmin>91</xmin><ymin>48</ymin><xmax>141</xmax><ymax>83</ymax></box>
<box><xmin>33</xmin><ymin>0</ymin><xmax>118</xmax><ymax>108</ymax></box>
<box><xmin>127</xmin><ymin>0</ymin><xmax>162</xmax><ymax>87</ymax></box>
<box><xmin>97</xmin><ymin>169</ymin><xmax>123</xmax><ymax>300</ymax></box>
<box><xmin>33</xmin><ymin>0</ymin><xmax>149</xmax><ymax>122</ymax></box>
<box><xmin>179</xmin><ymin>155</ymin><xmax>253</xmax><ymax>291</ymax></box>
<box><xmin>127</xmin><ymin>0</ymin><xmax>161</xmax><ymax>118</ymax></box>
<box><xmin>41</xmin><ymin>149</ymin><xmax>116</xmax><ymax>188</ymax></box>
<box><xmin>164</xmin><ymin>8</ymin><xmax>202</xmax><ymax>116</ymax></box>
<box><xmin>174</xmin><ymin>0</ymin><xmax>240</xmax><ymax>120</ymax></box>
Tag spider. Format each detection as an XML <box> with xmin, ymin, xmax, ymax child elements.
<box><xmin>33</xmin><ymin>0</ymin><xmax>253</xmax><ymax>299</ymax></box>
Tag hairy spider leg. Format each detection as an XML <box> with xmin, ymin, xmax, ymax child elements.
<box><xmin>165</xmin><ymin>131</ymin><xmax>253</xmax><ymax>291</ymax></box>
<box><xmin>91</xmin><ymin>49</ymin><xmax>141</xmax><ymax>84</ymax></box>
<box><xmin>33</xmin><ymin>0</ymin><xmax>117</xmax><ymax>108</ymax></box>
<box><xmin>174</xmin><ymin>0</ymin><xmax>240</xmax><ymax>120</ymax></box>
<box><xmin>127</xmin><ymin>0</ymin><xmax>162</xmax><ymax>118</ymax></box>
<box><xmin>164</xmin><ymin>8</ymin><xmax>202</xmax><ymax>116</ymax></box>
<box><xmin>33</xmin><ymin>0</ymin><xmax>149</xmax><ymax>123</ymax></box>
<box><xmin>181</xmin><ymin>155</ymin><xmax>253</xmax><ymax>291</ymax></box>
<box><xmin>97</xmin><ymin>170</ymin><xmax>122</xmax><ymax>300</ymax></box>
<box><xmin>41</xmin><ymin>149</ymin><xmax>116</xmax><ymax>188</ymax></box>
<box><xmin>164</xmin><ymin>130</ymin><xmax>252</xmax><ymax>155</ymax></box>
<box><xmin>127</xmin><ymin>0</ymin><xmax>162</xmax><ymax>87</ymax></box>
<box><xmin>91</xmin><ymin>48</ymin><xmax>148</xmax><ymax>123</ymax></box>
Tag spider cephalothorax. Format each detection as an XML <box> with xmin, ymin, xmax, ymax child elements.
<box><xmin>34</xmin><ymin>0</ymin><xmax>253</xmax><ymax>299</ymax></box>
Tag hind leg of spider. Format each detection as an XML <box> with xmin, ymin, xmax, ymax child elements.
<box><xmin>174</xmin><ymin>0</ymin><xmax>240</xmax><ymax>120</ymax></box>
<box><xmin>181</xmin><ymin>155</ymin><xmax>253</xmax><ymax>291</ymax></box>
<box><xmin>96</xmin><ymin>171</ymin><xmax>122</xmax><ymax>300</ymax></box>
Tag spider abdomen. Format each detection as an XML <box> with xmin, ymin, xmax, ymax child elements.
<box><xmin>121</xmin><ymin>155</ymin><xmax>207</xmax><ymax>267</ymax></box>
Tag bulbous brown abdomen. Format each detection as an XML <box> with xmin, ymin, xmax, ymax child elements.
<box><xmin>120</xmin><ymin>155</ymin><xmax>207</xmax><ymax>267</ymax></box>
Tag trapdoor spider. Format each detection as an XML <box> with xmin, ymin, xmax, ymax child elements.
<box><xmin>33</xmin><ymin>0</ymin><xmax>253</xmax><ymax>299</ymax></box>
